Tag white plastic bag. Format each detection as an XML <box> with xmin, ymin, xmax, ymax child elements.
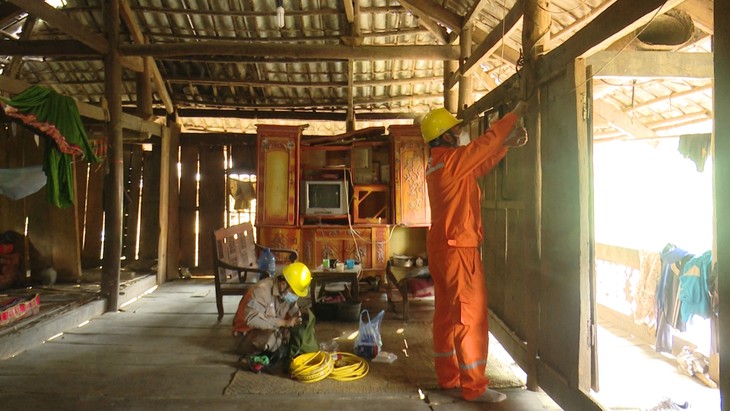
<box><xmin>353</xmin><ymin>309</ymin><xmax>385</xmax><ymax>359</ymax></box>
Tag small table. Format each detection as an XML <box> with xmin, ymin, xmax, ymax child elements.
<box><xmin>309</xmin><ymin>265</ymin><xmax>362</xmax><ymax>303</ymax></box>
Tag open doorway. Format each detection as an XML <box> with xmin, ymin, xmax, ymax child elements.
<box><xmin>590</xmin><ymin>112</ymin><xmax>720</xmax><ymax>409</ymax></box>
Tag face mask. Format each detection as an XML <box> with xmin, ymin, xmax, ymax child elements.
<box><xmin>283</xmin><ymin>291</ymin><xmax>299</xmax><ymax>303</ymax></box>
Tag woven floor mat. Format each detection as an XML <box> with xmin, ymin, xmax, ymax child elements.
<box><xmin>224</xmin><ymin>316</ymin><xmax>525</xmax><ymax>396</ymax></box>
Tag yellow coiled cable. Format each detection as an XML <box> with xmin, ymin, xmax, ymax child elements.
<box><xmin>328</xmin><ymin>352</ymin><xmax>369</xmax><ymax>381</ymax></box>
<box><xmin>290</xmin><ymin>351</ymin><xmax>369</xmax><ymax>382</ymax></box>
<box><xmin>290</xmin><ymin>351</ymin><xmax>334</xmax><ymax>383</ymax></box>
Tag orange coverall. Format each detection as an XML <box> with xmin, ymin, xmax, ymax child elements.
<box><xmin>425</xmin><ymin>112</ymin><xmax>518</xmax><ymax>400</ymax></box>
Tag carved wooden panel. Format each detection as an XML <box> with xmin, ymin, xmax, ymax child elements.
<box><xmin>390</xmin><ymin>126</ymin><xmax>431</xmax><ymax>226</ymax></box>
<box><xmin>256</xmin><ymin>125</ymin><xmax>302</xmax><ymax>226</ymax></box>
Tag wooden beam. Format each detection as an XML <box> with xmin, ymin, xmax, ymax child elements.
<box><xmin>164</xmin><ymin>75</ymin><xmax>442</xmax><ymax>88</ymax></box>
<box><xmin>4</xmin><ymin>16</ymin><xmax>35</xmax><ymax>79</ymax></box>
<box><xmin>171</xmin><ymin>91</ymin><xmax>444</xmax><ymax>109</ymax></box>
<box><xmin>549</xmin><ymin>0</ymin><xmax>617</xmax><ymax>47</ymax></box>
<box><xmin>343</xmin><ymin>0</ymin><xmax>355</xmax><ymax>23</ymax></box>
<box><xmin>0</xmin><ymin>3</ymin><xmax>23</xmax><ymax>27</ymax></box>
<box><xmin>537</xmin><ymin>0</ymin><xmax>686</xmax><ymax>83</ymax></box>
<box><xmin>119</xmin><ymin>0</ymin><xmax>174</xmax><ymax>113</ymax></box>
<box><xmin>457</xmin><ymin>1</ymin><xmax>524</xmax><ymax>83</ymax></box>
<box><xmin>463</xmin><ymin>0</ymin><xmax>492</xmax><ymax>29</ymax></box>
<box><xmin>461</xmin><ymin>73</ymin><xmax>519</xmax><ymax>123</ymax></box>
<box><xmin>346</xmin><ymin>59</ymin><xmax>355</xmax><ymax>131</ymax></box>
<box><xmin>411</xmin><ymin>13</ymin><xmax>450</xmax><ymax>44</ymax></box>
<box><xmin>587</xmin><ymin>51</ymin><xmax>712</xmax><ymax>78</ymax></box>
<box><xmin>6</xmin><ymin>0</ymin><xmax>144</xmax><ymax>73</ymax></box>
<box><xmin>0</xmin><ymin>76</ymin><xmax>162</xmax><ymax>136</ymax></box>
<box><xmin>120</xmin><ymin>43</ymin><xmax>460</xmax><ymax>60</ymax></box>
<box><xmin>0</xmin><ymin>39</ymin><xmax>98</xmax><ymax>56</ymax></box>
<box><xmin>593</xmin><ymin>100</ymin><xmax>656</xmax><ymax>139</ymax></box>
<box><xmin>171</xmin><ymin>108</ymin><xmax>419</xmax><ymax>121</ymax></box>
<box><xmin>676</xmin><ymin>0</ymin><xmax>713</xmax><ymax>34</ymax></box>
<box><xmin>397</xmin><ymin>0</ymin><xmax>462</xmax><ymax>34</ymax></box>
<box><xmin>458</xmin><ymin>25</ymin><xmax>473</xmax><ymax>116</ymax></box>
<box><xmin>627</xmin><ymin>84</ymin><xmax>713</xmax><ymax>112</ymax></box>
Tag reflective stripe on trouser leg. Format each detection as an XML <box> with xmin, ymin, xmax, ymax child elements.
<box><xmin>431</xmin><ymin>248</ymin><xmax>460</xmax><ymax>389</ymax></box>
<box><xmin>429</xmin><ymin>247</ymin><xmax>490</xmax><ymax>399</ymax></box>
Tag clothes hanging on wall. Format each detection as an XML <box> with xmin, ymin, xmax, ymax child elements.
<box><xmin>656</xmin><ymin>244</ymin><xmax>715</xmax><ymax>354</ymax></box>
<box><xmin>0</xmin><ymin>85</ymin><xmax>99</xmax><ymax>208</ymax></box>
<box><xmin>677</xmin><ymin>133</ymin><xmax>711</xmax><ymax>172</ymax></box>
<box><xmin>656</xmin><ymin>243</ymin><xmax>690</xmax><ymax>353</ymax></box>
<box><xmin>678</xmin><ymin>250</ymin><xmax>712</xmax><ymax>324</ymax></box>
<box><xmin>0</xmin><ymin>165</ymin><xmax>46</xmax><ymax>200</ymax></box>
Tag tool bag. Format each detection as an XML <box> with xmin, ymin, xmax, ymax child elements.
<box><xmin>284</xmin><ymin>308</ymin><xmax>319</xmax><ymax>372</ymax></box>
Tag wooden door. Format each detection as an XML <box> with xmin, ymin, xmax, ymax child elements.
<box><xmin>390</xmin><ymin>125</ymin><xmax>430</xmax><ymax>226</ymax></box>
<box><xmin>256</xmin><ymin>125</ymin><xmax>302</xmax><ymax>226</ymax></box>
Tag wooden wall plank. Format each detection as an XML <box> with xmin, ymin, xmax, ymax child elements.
<box><xmin>713</xmin><ymin>0</ymin><xmax>729</xmax><ymax>403</ymax></box>
<box><xmin>81</xmin><ymin>163</ymin><xmax>105</xmax><ymax>268</ymax></box>
<box><xmin>74</xmin><ymin>160</ymin><xmax>89</xmax><ymax>251</ymax></box>
<box><xmin>197</xmin><ymin>145</ymin><xmax>225</xmax><ymax>271</ymax></box>
<box><xmin>0</xmin><ymin>128</ymin><xmax>26</xmax><ymax>235</ymax></box>
<box><xmin>178</xmin><ymin>144</ymin><xmax>198</xmax><ymax>269</ymax></box>
<box><xmin>537</xmin><ymin>58</ymin><xmax>592</xmax><ymax>393</ymax></box>
<box><xmin>138</xmin><ymin>146</ymin><xmax>160</xmax><ymax>261</ymax></box>
<box><xmin>123</xmin><ymin>146</ymin><xmax>143</xmax><ymax>262</ymax></box>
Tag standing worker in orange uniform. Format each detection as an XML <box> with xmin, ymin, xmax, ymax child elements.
<box><xmin>421</xmin><ymin>102</ymin><xmax>528</xmax><ymax>403</ymax></box>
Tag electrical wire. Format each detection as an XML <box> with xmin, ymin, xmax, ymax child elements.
<box><xmin>290</xmin><ymin>351</ymin><xmax>335</xmax><ymax>383</ymax></box>
<box><xmin>289</xmin><ymin>351</ymin><xmax>369</xmax><ymax>382</ymax></box>
<box><xmin>536</xmin><ymin>0</ymin><xmax>595</xmax><ymax>14</ymax></box>
<box><xmin>328</xmin><ymin>352</ymin><xmax>370</xmax><ymax>381</ymax></box>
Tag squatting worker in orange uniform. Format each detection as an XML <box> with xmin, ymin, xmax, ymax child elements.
<box><xmin>421</xmin><ymin>102</ymin><xmax>528</xmax><ymax>403</ymax></box>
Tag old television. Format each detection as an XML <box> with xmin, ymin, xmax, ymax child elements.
<box><xmin>301</xmin><ymin>180</ymin><xmax>349</xmax><ymax>216</ymax></box>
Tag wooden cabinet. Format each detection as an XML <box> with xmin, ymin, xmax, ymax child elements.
<box><xmin>258</xmin><ymin>226</ymin><xmax>302</xmax><ymax>258</ymax></box>
<box><xmin>256</xmin><ymin>125</ymin><xmax>303</xmax><ymax>226</ymax></box>
<box><xmin>389</xmin><ymin>125</ymin><xmax>431</xmax><ymax>226</ymax></box>
<box><xmin>301</xmin><ymin>226</ymin><xmax>389</xmax><ymax>271</ymax></box>
<box><xmin>255</xmin><ymin>125</ymin><xmax>422</xmax><ymax>280</ymax></box>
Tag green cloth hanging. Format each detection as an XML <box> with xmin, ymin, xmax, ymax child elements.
<box><xmin>1</xmin><ymin>85</ymin><xmax>99</xmax><ymax>208</ymax></box>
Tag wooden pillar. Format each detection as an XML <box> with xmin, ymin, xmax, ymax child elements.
<box><xmin>713</xmin><ymin>0</ymin><xmax>730</xmax><ymax>406</ymax></box>
<box><xmin>521</xmin><ymin>0</ymin><xmax>551</xmax><ymax>101</ymax></box>
<box><xmin>443</xmin><ymin>60</ymin><xmax>458</xmax><ymax>114</ymax></box>
<box><xmin>135</xmin><ymin>59</ymin><xmax>153</xmax><ymax>121</ymax></box>
<box><xmin>457</xmin><ymin>25</ymin><xmax>472</xmax><ymax>117</ymax></box>
<box><xmin>102</xmin><ymin>0</ymin><xmax>123</xmax><ymax>311</ymax></box>
<box><xmin>158</xmin><ymin>122</ymin><xmax>181</xmax><ymax>283</ymax></box>
<box><xmin>346</xmin><ymin>59</ymin><xmax>355</xmax><ymax>132</ymax></box>
<box><xmin>521</xmin><ymin>0</ymin><xmax>550</xmax><ymax>390</ymax></box>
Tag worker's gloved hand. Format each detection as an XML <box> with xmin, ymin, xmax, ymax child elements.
<box><xmin>511</xmin><ymin>101</ymin><xmax>528</xmax><ymax>117</ymax></box>
<box><xmin>504</xmin><ymin>125</ymin><xmax>528</xmax><ymax>148</ymax></box>
<box><xmin>281</xmin><ymin>316</ymin><xmax>303</xmax><ymax>328</ymax></box>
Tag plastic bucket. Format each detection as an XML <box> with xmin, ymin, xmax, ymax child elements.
<box><xmin>337</xmin><ymin>300</ymin><xmax>361</xmax><ymax>322</ymax></box>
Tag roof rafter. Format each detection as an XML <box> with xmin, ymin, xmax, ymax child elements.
<box><xmin>6</xmin><ymin>0</ymin><xmax>144</xmax><ymax>73</ymax></box>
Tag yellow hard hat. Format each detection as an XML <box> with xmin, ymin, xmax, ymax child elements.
<box><xmin>421</xmin><ymin>108</ymin><xmax>463</xmax><ymax>143</ymax></box>
<box><xmin>282</xmin><ymin>262</ymin><xmax>311</xmax><ymax>297</ymax></box>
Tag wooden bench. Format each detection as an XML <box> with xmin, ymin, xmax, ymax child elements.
<box><xmin>211</xmin><ymin>223</ymin><xmax>298</xmax><ymax>320</ymax></box>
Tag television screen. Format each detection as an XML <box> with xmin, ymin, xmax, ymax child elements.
<box><xmin>308</xmin><ymin>184</ymin><xmax>341</xmax><ymax>208</ymax></box>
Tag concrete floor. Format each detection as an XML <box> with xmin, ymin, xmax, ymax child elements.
<box><xmin>0</xmin><ymin>278</ymin><xmax>562</xmax><ymax>411</ymax></box>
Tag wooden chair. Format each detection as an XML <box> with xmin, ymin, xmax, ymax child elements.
<box><xmin>212</xmin><ymin>222</ymin><xmax>297</xmax><ymax>320</ymax></box>
<box><xmin>385</xmin><ymin>260</ymin><xmax>433</xmax><ymax>321</ymax></box>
